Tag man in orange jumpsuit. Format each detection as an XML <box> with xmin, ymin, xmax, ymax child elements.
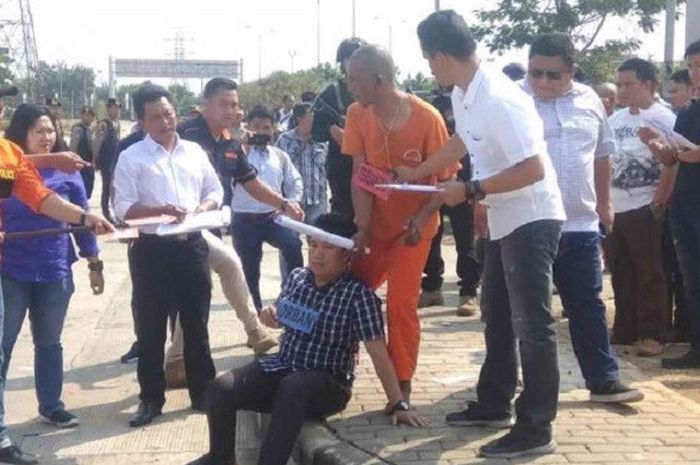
<box><xmin>342</xmin><ymin>44</ymin><xmax>457</xmax><ymax>401</ymax></box>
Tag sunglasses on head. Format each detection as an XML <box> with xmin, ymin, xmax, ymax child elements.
<box><xmin>528</xmin><ymin>69</ymin><xmax>563</xmax><ymax>81</ymax></box>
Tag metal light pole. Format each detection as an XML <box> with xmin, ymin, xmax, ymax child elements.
<box><xmin>352</xmin><ymin>0</ymin><xmax>356</xmax><ymax>36</ymax></box>
<box><xmin>288</xmin><ymin>49</ymin><xmax>297</xmax><ymax>73</ymax></box>
<box><xmin>316</xmin><ymin>0</ymin><xmax>321</xmax><ymax>65</ymax></box>
<box><xmin>258</xmin><ymin>33</ymin><xmax>262</xmax><ymax>80</ymax></box>
<box><xmin>435</xmin><ymin>0</ymin><xmax>440</xmax><ymax>11</ymax></box>
<box><xmin>664</xmin><ymin>0</ymin><xmax>676</xmax><ymax>75</ymax></box>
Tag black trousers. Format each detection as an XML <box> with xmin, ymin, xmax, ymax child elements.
<box><xmin>99</xmin><ymin>168</ymin><xmax>113</xmax><ymax>222</ymax></box>
<box><xmin>422</xmin><ymin>201</ymin><xmax>481</xmax><ymax>297</ymax></box>
<box><xmin>130</xmin><ymin>233</ymin><xmax>215</xmax><ymax>406</ymax></box>
<box><xmin>205</xmin><ymin>362</ymin><xmax>351</xmax><ymax>465</ymax></box>
<box><xmin>326</xmin><ymin>151</ymin><xmax>354</xmax><ymax>218</ymax></box>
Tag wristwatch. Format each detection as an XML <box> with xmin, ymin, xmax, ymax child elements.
<box><xmin>391</xmin><ymin>400</ymin><xmax>410</xmax><ymax>414</ymax></box>
<box><xmin>466</xmin><ymin>180</ymin><xmax>486</xmax><ymax>201</ymax></box>
<box><xmin>280</xmin><ymin>199</ymin><xmax>289</xmax><ymax>211</ymax></box>
<box><xmin>88</xmin><ymin>260</ymin><xmax>104</xmax><ymax>272</ymax></box>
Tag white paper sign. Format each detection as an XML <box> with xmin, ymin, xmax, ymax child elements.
<box><xmin>375</xmin><ymin>183</ymin><xmax>444</xmax><ymax>193</ymax></box>
<box><xmin>155</xmin><ymin>208</ymin><xmax>231</xmax><ymax>236</ymax></box>
<box><xmin>273</xmin><ymin>215</ymin><xmax>356</xmax><ymax>250</ymax></box>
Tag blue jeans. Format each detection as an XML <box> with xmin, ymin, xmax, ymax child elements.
<box><xmin>0</xmin><ymin>275</ymin><xmax>74</xmax><ymax>424</ymax></box>
<box><xmin>668</xmin><ymin>202</ymin><xmax>700</xmax><ymax>352</ymax></box>
<box><xmin>554</xmin><ymin>232</ymin><xmax>619</xmax><ymax>388</ymax></box>
<box><xmin>231</xmin><ymin>213</ymin><xmax>303</xmax><ymax>310</ymax></box>
<box><xmin>477</xmin><ymin>220</ymin><xmax>561</xmax><ymax>441</ymax></box>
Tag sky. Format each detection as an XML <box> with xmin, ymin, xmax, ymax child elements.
<box><xmin>27</xmin><ymin>0</ymin><xmax>690</xmax><ymax>90</ymax></box>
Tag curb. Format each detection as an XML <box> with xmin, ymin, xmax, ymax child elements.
<box><xmin>293</xmin><ymin>421</ymin><xmax>379</xmax><ymax>465</ymax></box>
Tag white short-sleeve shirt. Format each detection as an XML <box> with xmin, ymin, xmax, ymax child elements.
<box><xmin>522</xmin><ymin>80</ymin><xmax>616</xmax><ymax>232</ymax></box>
<box><xmin>452</xmin><ymin>66</ymin><xmax>566</xmax><ymax>240</ymax></box>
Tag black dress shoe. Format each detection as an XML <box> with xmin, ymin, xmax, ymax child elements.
<box><xmin>0</xmin><ymin>445</ymin><xmax>39</xmax><ymax>464</ymax></box>
<box><xmin>128</xmin><ymin>402</ymin><xmax>162</xmax><ymax>427</ymax></box>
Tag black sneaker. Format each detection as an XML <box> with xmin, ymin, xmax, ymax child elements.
<box><xmin>120</xmin><ymin>341</ymin><xmax>139</xmax><ymax>364</ymax></box>
<box><xmin>445</xmin><ymin>401</ymin><xmax>514</xmax><ymax>428</ymax></box>
<box><xmin>42</xmin><ymin>409</ymin><xmax>80</xmax><ymax>428</ymax></box>
<box><xmin>0</xmin><ymin>445</ymin><xmax>39</xmax><ymax>464</ymax></box>
<box><xmin>661</xmin><ymin>348</ymin><xmax>700</xmax><ymax>369</ymax></box>
<box><xmin>479</xmin><ymin>431</ymin><xmax>556</xmax><ymax>459</ymax></box>
<box><xmin>589</xmin><ymin>380</ymin><xmax>644</xmax><ymax>403</ymax></box>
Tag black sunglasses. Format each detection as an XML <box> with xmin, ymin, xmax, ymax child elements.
<box><xmin>528</xmin><ymin>69</ymin><xmax>564</xmax><ymax>81</ymax></box>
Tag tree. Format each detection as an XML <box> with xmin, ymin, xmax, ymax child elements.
<box><xmin>472</xmin><ymin>0</ymin><xmax>683</xmax><ymax>84</ymax></box>
<box><xmin>402</xmin><ymin>72</ymin><xmax>435</xmax><ymax>93</ymax></box>
<box><xmin>35</xmin><ymin>62</ymin><xmax>96</xmax><ymax>117</ymax></box>
<box><xmin>238</xmin><ymin>63</ymin><xmax>343</xmax><ymax>110</ymax></box>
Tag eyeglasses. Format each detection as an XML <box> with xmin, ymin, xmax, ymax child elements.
<box><xmin>528</xmin><ymin>69</ymin><xmax>564</xmax><ymax>81</ymax></box>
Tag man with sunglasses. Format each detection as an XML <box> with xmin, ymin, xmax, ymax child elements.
<box><xmin>522</xmin><ymin>33</ymin><xmax>643</xmax><ymax>404</ymax></box>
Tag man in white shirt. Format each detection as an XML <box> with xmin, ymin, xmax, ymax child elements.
<box><xmin>522</xmin><ymin>33</ymin><xmax>643</xmax><ymax>403</ymax></box>
<box><xmin>402</xmin><ymin>10</ymin><xmax>566</xmax><ymax>459</ymax></box>
<box><xmin>605</xmin><ymin>58</ymin><xmax>676</xmax><ymax>355</ymax></box>
<box><xmin>231</xmin><ymin>104</ymin><xmax>304</xmax><ymax>311</ymax></box>
<box><xmin>113</xmin><ymin>85</ymin><xmax>224</xmax><ymax>427</ymax></box>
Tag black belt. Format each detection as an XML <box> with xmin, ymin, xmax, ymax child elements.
<box><xmin>138</xmin><ymin>232</ymin><xmax>200</xmax><ymax>242</ymax></box>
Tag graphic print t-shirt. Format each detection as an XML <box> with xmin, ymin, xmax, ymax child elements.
<box><xmin>609</xmin><ymin>104</ymin><xmax>676</xmax><ymax>213</ymax></box>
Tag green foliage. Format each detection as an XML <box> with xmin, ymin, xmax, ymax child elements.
<box><xmin>34</xmin><ymin>62</ymin><xmax>97</xmax><ymax>117</ymax></box>
<box><xmin>238</xmin><ymin>63</ymin><xmax>343</xmax><ymax>110</ymax></box>
<box><xmin>472</xmin><ymin>0</ymin><xmax>683</xmax><ymax>84</ymax></box>
<box><xmin>0</xmin><ymin>51</ymin><xmax>13</xmax><ymax>87</ymax></box>
<box><xmin>401</xmin><ymin>72</ymin><xmax>435</xmax><ymax>92</ymax></box>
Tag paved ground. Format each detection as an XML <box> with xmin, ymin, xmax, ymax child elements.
<box><xmin>4</xmin><ymin>185</ymin><xmax>700</xmax><ymax>464</ymax></box>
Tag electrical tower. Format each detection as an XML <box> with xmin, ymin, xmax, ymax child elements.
<box><xmin>164</xmin><ymin>27</ymin><xmax>192</xmax><ymax>86</ymax></box>
<box><xmin>0</xmin><ymin>0</ymin><xmax>39</xmax><ymax>100</ymax></box>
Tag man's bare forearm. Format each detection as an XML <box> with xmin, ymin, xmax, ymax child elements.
<box><xmin>364</xmin><ymin>339</ymin><xmax>404</xmax><ymax>404</ymax></box>
<box><xmin>242</xmin><ymin>177</ymin><xmax>285</xmax><ymax>210</ymax></box>
<box><xmin>407</xmin><ymin>135</ymin><xmax>466</xmax><ymax>182</ymax></box>
<box><xmin>351</xmin><ymin>156</ymin><xmax>373</xmax><ymax>232</ymax></box>
<box><xmin>594</xmin><ymin>156</ymin><xmax>611</xmax><ymax>206</ymax></box>
<box><xmin>123</xmin><ymin>204</ymin><xmax>167</xmax><ymax>220</ymax></box>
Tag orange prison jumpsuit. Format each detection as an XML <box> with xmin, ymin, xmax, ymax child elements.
<box><xmin>342</xmin><ymin>96</ymin><xmax>456</xmax><ymax>381</ymax></box>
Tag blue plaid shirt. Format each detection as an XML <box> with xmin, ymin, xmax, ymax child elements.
<box><xmin>258</xmin><ymin>267</ymin><xmax>384</xmax><ymax>380</ymax></box>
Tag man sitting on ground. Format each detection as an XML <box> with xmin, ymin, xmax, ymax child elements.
<box><xmin>188</xmin><ymin>213</ymin><xmax>428</xmax><ymax>465</ymax></box>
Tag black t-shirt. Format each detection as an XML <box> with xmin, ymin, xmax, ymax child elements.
<box><xmin>673</xmin><ymin>100</ymin><xmax>700</xmax><ymax>206</ymax></box>
<box><xmin>177</xmin><ymin>115</ymin><xmax>256</xmax><ymax>206</ymax></box>
<box><xmin>311</xmin><ymin>80</ymin><xmax>354</xmax><ymax>160</ymax></box>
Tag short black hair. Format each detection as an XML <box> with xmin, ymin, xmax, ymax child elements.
<box><xmin>502</xmin><ymin>62</ymin><xmax>526</xmax><ymax>81</ymax></box>
<box><xmin>618</xmin><ymin>58</ymin><xmax>658</xmax><ymax>83</ymax></box>
<box><xmin>133</xmin><ymin>84</ymin><xmax>173</xmax><ymax>120</ymax></box>
<box><xmin>417</xmin><ymin>10</ymin><xmax>476</xmax><ymax>60</ymax></box>
<box><xmin>312</xmin><ymin>213</ymin><xmax>357</xmax><ymax>240</ymax></box>
<box><xmin>685</xmin><ymin>39</ymin><xmax>700</xmax><ymax>59</ymax></box>
<box><xmin>336</xmin><ymin>37</ymin><xmax>367</xmax><ymax>63</ymax></box>
<box><xmin>300</xmin><ymin>91</ymin><xmax>317</xmax><ymax>102</ymax></box>
<box><xmin>670</xmin><ymin>69</ymin><xmax>691</xmax><ymax>86</ymax></box>
<box><xmin>529</xmin><ymin>33</ymin><xmax>576</xmax><ymax>70</ymax></box>
<box><xmin>246</xmin><ymin>103</ymin><xmax>276</xmax><ymax>123</ymax></box>
<box><xmin>203</xmin><ymin>77</ymin><xmax>238</xmax><ymax>99</ymax></box>
<box><xmin>289</xmin><ymin>103</ymin><xmax>312</xmax><ymax>130</ymax></box>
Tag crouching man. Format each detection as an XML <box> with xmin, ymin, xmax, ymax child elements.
<box><xmin>188</xmin><ymin>213</ymin><xmax>428</xmax><ymax>465</ymax></box>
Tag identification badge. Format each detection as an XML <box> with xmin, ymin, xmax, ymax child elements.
<box><xmin>352</xmin><ymin>163</ymin><xmax>392</xmax><ymax>200</ymax></box>
<box><xmin>277</xmin><ymin>297</ymin><xmax>320</xmax><ymax>334</ymax></box>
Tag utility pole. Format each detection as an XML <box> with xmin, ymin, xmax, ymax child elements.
<box><xmin>288</xmin><ymin>49</ymin><xmax>297</xmax><ymax>73</ymax></box>
<box><xmin>316</xmin><ymin>0</ymin><xmax>321</xmax><ymax>65</ymax></box>
<box><xmin>435</xmin><ymin>0</ymin><xmax>440</xmax><ymax>11</ymax></box>
<box><xmin>352</xmin><ymin>0</ymin><xmax>356</xmax><ymax>36</ymax></box>
<box><xmin>664</xmin><ymin>0</ymin><xmax>676</xmax><ymax>75</ymax></box>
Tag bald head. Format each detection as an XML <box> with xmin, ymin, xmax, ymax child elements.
<box><xmin>595</xmin><ymin>82</ymin><xmax>617</xmax><ymax>116</ymax></box>
<box><xmin>348</xmin><ymin>44</ymin><xmax>396</xmax><ymax>88</ymax></box>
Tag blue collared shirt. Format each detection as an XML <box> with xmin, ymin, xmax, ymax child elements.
<box><xmin>231</xmin><ymin>145</ymin><xmax>302</xmax><ymax>213</ymax></box>
<box><xmin>1</xmin><ymin>168</ymin><xmax>99</xmax><ymax>282</ymax></box>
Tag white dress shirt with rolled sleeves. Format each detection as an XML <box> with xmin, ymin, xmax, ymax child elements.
<box><xmin>451</xmin><ymin>65</ymin><xmax>566</xmax><ymax>240</ymax></box>
<box><xmin>113</xmin><ymin>134</ymin><xmax>224</xmax><ymax>231</ymax></box>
